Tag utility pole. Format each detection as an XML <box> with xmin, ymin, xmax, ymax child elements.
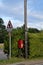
<box><xmin>24</xmin><ymin>0</ymin><xmax>28</xmax><ymax>59</ymax></box>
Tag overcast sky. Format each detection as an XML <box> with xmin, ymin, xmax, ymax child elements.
<box><xmin>0</xmin><ymin>0</ymin><xmax>43</xmax><ymax>30</ymax></box>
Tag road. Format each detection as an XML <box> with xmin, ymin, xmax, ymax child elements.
<box><xmin>8</xmin><ymin>60</ymin><xmax>43</xmax><ymax>65</ymax></box>
<box><xmin>0</xmin><ymin>49</ymin><xmax>7</xmax><ymax>60</ymax></box>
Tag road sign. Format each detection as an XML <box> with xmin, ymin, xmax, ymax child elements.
<box><xmin>7</xmin><ymin>20</ymin><xmax>13</xmax><ymax>59</ymax></box>
<box><xmin>7</xmin><ymin>20</ymin><xmax>13</xmax><ymax>32</ymax></box>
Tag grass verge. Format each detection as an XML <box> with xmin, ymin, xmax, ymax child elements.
<box><xmin>0</xmin><ymin>57</ymin><xmax>25</xmax><ymax>65</ymax></box>
<box><xmin>0</xmin><ymin>57</ymin><xmax>43</xmax><ymax>65</ymax></box>
<box><xmin>0</xmin><ymin>44</ymin><xmax>4</xmax><ymax>49</ymax></box>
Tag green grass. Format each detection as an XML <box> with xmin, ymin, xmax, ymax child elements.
<box><xmin>0</xmin><ymin>44</ymin><xmax>4</xmax><ymax>49</ymax></box>
<box><xmin>0</xmin><ymin>57</ymin><xmax>43</xmax><ymax>65</ymax></box>
<box><xmin>0</xmin><ymin>57</ymin><xmax>25</xmax><ymax>65</ymax></box>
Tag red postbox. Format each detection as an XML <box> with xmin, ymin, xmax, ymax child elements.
<box><xmin>18</xmin><ymin>40</ymin><xmax>24</xmax><ymax>48</ymax></box>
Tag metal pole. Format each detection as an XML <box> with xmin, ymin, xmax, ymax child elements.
<box><xmin>24</xmin><ymin>0</ymin><xmax>28</xmax><ymax>58</ymax></box>
<box><xmin>9</xmin><ymin>32</ymin><xmax>11</xmax><ymax>59</ymax></box>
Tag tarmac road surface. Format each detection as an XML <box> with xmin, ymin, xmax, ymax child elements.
<box><xmin>0</xmin><ymin>49</ymin><xmax>7</xmax><ymax>60</ymax></box>
<box><xmin>7</xmin><ymin>60</ymin><xmax>43</xmax><ymax>65</ymax></box>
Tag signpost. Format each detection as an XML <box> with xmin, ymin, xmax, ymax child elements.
<box><xmin>7</xmin><ymin>20</ymin><xmax>13</xmax><ymax>59</ymax></box>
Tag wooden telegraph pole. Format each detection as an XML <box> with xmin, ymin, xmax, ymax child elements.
<box><xmin>24</xmin><ymin>0</ymin><xmax>28</xmax><ymax>59</ymax></box>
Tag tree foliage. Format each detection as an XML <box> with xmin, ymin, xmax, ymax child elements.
<box><xmin>28</xmin><ymin>28</ymin><xmax>40</xmax><ymax>33</ymax></box>
<box><xmin>0</xmin><ymin>18</ymin><xmax>6</xmax><ymax>43</ymax></box>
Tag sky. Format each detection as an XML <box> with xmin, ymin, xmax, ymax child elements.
<box><xmin>0</xmin><ymin>0</ymin><xmax>43</xmax><ymax>30</ymax></box>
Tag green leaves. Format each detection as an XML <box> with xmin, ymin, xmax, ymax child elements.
<box><xmin>4</xmin><ymin>25</ymin><xmax>43</xmax><ymax>58</ymax></box>
<box><xmin>0</xmin><ymin>18</ymin><xmax>6</xmax><ymax>43</ymax></box>
<box><xmin>28</xmin><ymin>33</ymin><xmax>43</xmax><ymax>58</ymax></box>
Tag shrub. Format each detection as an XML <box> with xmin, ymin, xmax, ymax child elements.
<box><xmin>4</xmin><ymin>28</ymin><xmax>43</xmax><ymax>58</ymax></box>
<box><xmin>4</xmin><ymin>29</ymin><xmax>25</xmax><ymax>57</ymax></box>
<box><xmin>28</xmin><ymin>33</ymin><xmax>43</xmax><ymax>58</ymax></box>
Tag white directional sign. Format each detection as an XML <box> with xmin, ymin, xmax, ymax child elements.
<box><xmin>7</xmin><ymin>20</ymin><xmax>13</xmax><ymax>32</ymax></box>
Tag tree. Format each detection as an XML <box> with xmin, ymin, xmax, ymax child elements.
<box><xmin>0</xmin><ymin>18</ymin><xmax>6</xmax><ymax>43</ymax></box>
<box><xmin>28</xmin><ymin>28</ymin><xmax>40</xmax><ymax>33</ymax></box>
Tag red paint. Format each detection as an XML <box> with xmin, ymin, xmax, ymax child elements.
<box><xmin>18</xmin><ymin>40</ymin><xmax>24</xmax><ymax>48</ymax></box>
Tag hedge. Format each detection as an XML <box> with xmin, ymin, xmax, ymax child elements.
<box><xmin>28</xmin><ymin>33</ymin><xmax>43</xmax><ymax>58</ymax></box>
<box><xmin>4</xmin><ymin>30</ymin><xmax>43</xmax><ymax>58</ymax></box>
<box><xmin>4</xmin><ymin>29</ymin><xmax>25</xmax><ymax>57</ymax></box>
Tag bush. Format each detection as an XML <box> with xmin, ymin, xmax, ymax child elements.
<box><xmin>28</xmin><ymin>33</ymin><xmax>43</xmax><ymax>58</ymax></box>
<box><xmin>4</xmin><ymin>34</ymin><xmax>9</xmax><ymax>54</ymax></box>
<box><xmin>4</xmin><ymin>28</ymin><xmax>43</xmax><ymax>58</ymax></box>
<box><xmin>4</xmin><ymin>29</ymin><xmax>25</xmax><ymax>57</ymax></box>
